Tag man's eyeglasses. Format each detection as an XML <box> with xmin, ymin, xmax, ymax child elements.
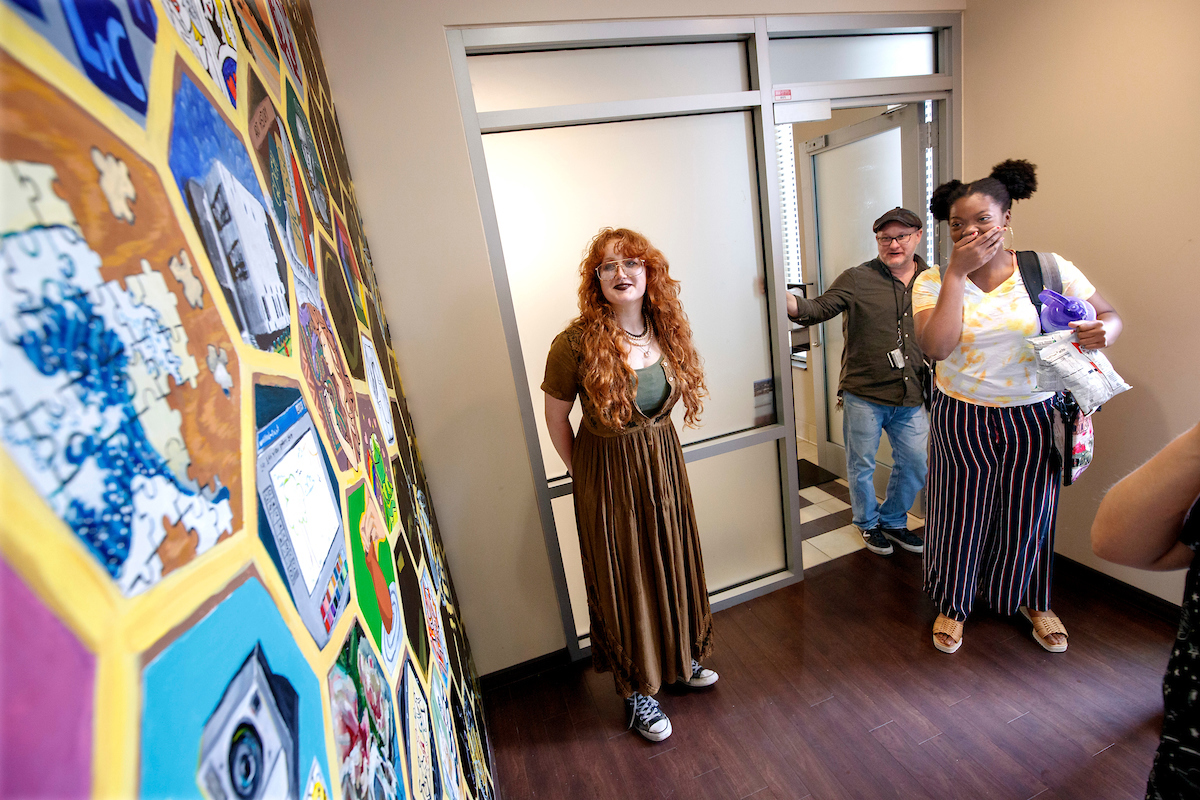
<box><xmin>876</xmin><ymin>232</ymin><xmax>917</xmax><ymax>246</ymax></box>
<box><xmin>596</xmin><ymin>257</ymin><xmax>645</xmax><ymax>281</ymax></box>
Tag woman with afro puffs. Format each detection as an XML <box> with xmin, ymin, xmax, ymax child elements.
<box><xmin>912</xmin><ymin>160</ymin><xmax>1123</xmax><ymax>654</ymax></box>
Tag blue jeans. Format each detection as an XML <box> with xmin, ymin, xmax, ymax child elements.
<box><xmin>841</xmin><ymin>391</ymin><xmax>929</xmax><ymax>531</ymax></box>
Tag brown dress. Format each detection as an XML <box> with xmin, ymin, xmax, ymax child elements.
<box><xmin>542</xmin><ymin>323</ymin><xmax>713</xmax><ymax>698</ymax></box>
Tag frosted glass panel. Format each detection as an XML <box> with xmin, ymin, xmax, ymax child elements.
<box><xmin>770</xmin><ymin>34</ymin><xmax>935</xmax><ymax>84</ymax></box>
<box><xmin>551</xmin><ymin>495</ymin><xmax>591</xmax><ymax>637</ymax></box>
<box><xmin>687</xmin><ymin>441</ymin><xmax>787</xmax><ymax>592</ymax></box>
<box><xmin>813</xmin><ymin>125</ymin><xmax>902</xmax><ymax>465</ymax></box>
<box><xmin>483</xmin><ymin>112</ymin><xmax>773</xmax><ymax>480</ymax></box>
<box><xmin>553</xmin><ymin>439</ymin><xmax>787</xmax><ymax>638</ymax></box>
<box><xmin>469</xmin><ymin>42</ymin><xmax>750</xmax><ymax>113</ymax></box>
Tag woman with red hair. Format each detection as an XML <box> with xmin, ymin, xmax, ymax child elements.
<box><xmin>543</xmin><ymin>227</ymin><xmax>716</xmax><ymax>742</ymax></box>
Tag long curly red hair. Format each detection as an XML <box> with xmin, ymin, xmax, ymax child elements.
<box><xmin>576</xmin><ymin>228</ymin><xmax>706</xmax><ymax>429</ymax></box>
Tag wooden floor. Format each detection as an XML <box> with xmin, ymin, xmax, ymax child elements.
<box><xmin>482</xmin><ymin>550</ymin><xmax>1177</xmax><ymax>800</ymax></box>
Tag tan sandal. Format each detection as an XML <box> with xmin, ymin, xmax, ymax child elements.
<box><xmin>932</xmin><ymin>614</ymin><xmax>964</xmax><ymax>654</ymax></box>
<box><xmin>1019</xmin><ymin>607</ymin><xmax>1068</xmax><ymax>653</ymax></box>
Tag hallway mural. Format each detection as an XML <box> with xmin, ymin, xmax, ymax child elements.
<box><xmin>0</xmin><ymin>3</ymin><xmax>495</xmax><ymax>799</ymax></box>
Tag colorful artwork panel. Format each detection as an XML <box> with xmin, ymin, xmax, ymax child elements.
<box><xmin>284</xmin><ymin>0</ymin><xmax>349</xmax><ymax>214</ymax></box>
<box><xmin>394</xmin><ymin>536</ymin><xmax>430</xmax><ymax>677</ymax></box>
<box><xmin>266</xmin><ymin>0</ymin><xmax>302</xmax><ymax>89</ymax></box>
<box><xmin>321</xmin><ymin>239</ymin><xmax>364</xmax><ymax>380</ymax></box>
<box><xmin>360</xmin><ymin>334</ymin><xmax>393</xmax><ymax>447</ymax></box>
<box><xmin>367</xmin><ymin>298</ymin><xmax>397</xmax><ymax>391</ymax></box>
<box><xmin>327</xmin><ymin>621</ymin><xmax>402</xmax><ymax>800</ymax></box>
<box><xmin>0</xmin><ymin>53</ymin><xmax>242</xmax><ymax>596</ymax></box>
<box><xmin>419</xmin><ymin>569</ymin><xmax>449</xmax><ymax>681</ymax></box>
<box><xmin>346</xmin><ymin>481</ymin><xmax>401</xmax><ymax>678</ymax></box>
<box><xmin>247</xmin><ymin>67</ymin><xmax>320</xmax><ymax>308</ymax></box>
<box><xmin>297</xmin><ymin>302</ymin><xmax>360</xmax><ymax>472</ymax></box>
<box><xmin>358</xmin><ymin>392</ymin><xmax>398</xmax><ymax>533</ymax></box>
<box><xmin>451</xmin><ymin>682</ymin><xmax>495</xmax><ymax>800</ymax></box>
<box><xmin>169</xmin><ymin>65</ymin><xmax>293</xmax><ymax>354</ymax></box>
<box><xmin>232</xmin><ymin>0</ymin><xmax>280</xmax><ymax>99</ymax></box>
<box><xmin>414</xmin><ymin>486</ymin><xmax>444</xmax><ymax>597</ymax></box>
<box><xmin>140</xmin><ymin>575</ymin><xmax>331</xmax><ymax>800</ymax></box>
<box><xmin>3</xmin><ymin>0</ymin><xmax>157</xmax><ymax>124</ymax></box>
<box><xmin>430</xmin><ymin>677</ymin><xmax>462</xmax><ymax>800</ymax></box>
<box><xmin>334</xmin><ymin>211</ymin><xmax>368</xmax><ymax>326</ymax></box>
<box><xmin>285</xmin><ymin>81</ymin><xmax>332</xmax><ymax>237</ymax></box>
<box><xmin>254</xmin><ymin>378</ymin><xmax>350</xmax><ymax>649</ymax></box>
<box><xmin>161</xmin><ymin>0</ymin><xmax>238</xmax><ymax>107</ymax></box>
<box><xmin>399</xmin><ymin>657</ymin><xmax>441</xmax><ymax>800</ymax></box>
<box><xmin>0</xmin><ymin>558</ymin><xmax>95</xmax><ymax>799</ymax></box>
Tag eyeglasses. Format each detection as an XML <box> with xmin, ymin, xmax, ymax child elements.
<box><xmin>596</xmin><ymin>257</ymin><xmax>645</xmax><ymax>281</ymax></box>
<box><xmin>876</xmin><ymin>232</ymin><xmax>917</xmax><ymax>246</ymax></box>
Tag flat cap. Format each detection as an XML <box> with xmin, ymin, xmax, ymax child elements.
<box><xmin>872</xmin><ymin>207</ymin><xmax>923</xmax><ymax>232</ymax></box>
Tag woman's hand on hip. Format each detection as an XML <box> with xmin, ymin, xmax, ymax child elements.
<box><xmin>947</xmin><ymin>227</ymin><xmax>1005</xmax><ymax>278</ymax></box>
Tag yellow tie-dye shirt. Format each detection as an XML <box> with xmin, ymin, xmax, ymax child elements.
<box><xmin>911</xmin><ymin>253</ymin><xmax>1096</xmax><ymax>407</ymax></box>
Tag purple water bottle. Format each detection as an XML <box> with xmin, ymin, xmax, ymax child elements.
<box><xmin>1038</xmin><ymin>289</ymin><xmax>1096</xmax><ymax>332</ymax></box>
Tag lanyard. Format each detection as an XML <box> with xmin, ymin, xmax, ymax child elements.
<box><xmin>888</xmin><ymin>266</ymin><xmax>913</xmax><ymax>350</ymax></box>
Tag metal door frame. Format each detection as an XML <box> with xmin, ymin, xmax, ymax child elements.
<box><xmin>798</xmin><ymin>102</ymin><xmax>932</xmax><ymax>487</ymax></box>
<box><xmin>447</xmin><ymin>13</ymin><xmax>961</xmax><ymax>660</ymax></box>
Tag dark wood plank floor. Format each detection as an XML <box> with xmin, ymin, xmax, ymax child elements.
<box><xmin>483</xmin><ymin>550</ymin><xmax>1177</xmax><ymax>800</ymax></box>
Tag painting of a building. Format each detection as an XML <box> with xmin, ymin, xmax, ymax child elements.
<box><xmin>188</xmin><ymin>161</ymin><xmax>291</xmax><ymax>347</ymax></box>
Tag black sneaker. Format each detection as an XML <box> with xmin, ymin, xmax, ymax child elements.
<box><xmin>626</xmin><ymin>693</ymin><xmax>672</xmax><ymax>741</ymax></box>
<box><xmin>881</xmin><ymin>525</ymin><xmax>924</xmax><ymax>553</ymax></box>
<box><xmin>861</xmin><ymin>526</ymin><xmax>894</xmax><ymax>556</ymax></box>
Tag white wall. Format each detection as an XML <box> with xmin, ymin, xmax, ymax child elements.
<box><xmin>962</xmin><ymin>0</ymin><xmax>1200</xmax><ymax>603</ymax></box>
<box><xmin>309</xmin><ymin>0</ymin><xmax>963</xmax><ymax>674</ymax></box>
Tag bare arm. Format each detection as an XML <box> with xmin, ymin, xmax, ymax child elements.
<box><xmin>544</xmin><ymin>393</ymin><xmax>576</xmax><ymax>477</ymax></box>
<box><xmin>915</xmin><ymin>227</ymin><xmax>1005</xmax><ymax>360</ymax></box>
<box><xmin>1091</xmin><ymin>422</ymin><xmax>1200</xmax><ymax>571</ymax></box>
<box><xmin>1069</xmin><ymin>289</ymin><xmax>1123</xmax><ymax>350</ymax></box>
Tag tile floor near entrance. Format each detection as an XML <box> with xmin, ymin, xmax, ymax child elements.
<box><xmin>795</xmin><ymin>438</ymin><xmax>925</xmax><ymax>569</ymax></box>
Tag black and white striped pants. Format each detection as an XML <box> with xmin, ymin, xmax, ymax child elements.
<box><xmin>923</xmin><ymin>391</ymin><xmax>1059</xmax><ymax>622</ymax></box>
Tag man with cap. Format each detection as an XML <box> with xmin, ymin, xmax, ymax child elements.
<box><xmin>786</xmin><ymin>207</ymin><xmax>930</xmax><ymax>557</ymax></box>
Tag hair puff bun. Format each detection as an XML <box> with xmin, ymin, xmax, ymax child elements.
<box><xmin>989</xmin><ymin>159</ymin><xmax>1037</xmax><ymax>201</ymax></box>
<box><xmin>929</xmin><ymin>179</ymin><xmax>963</xmax><ymax>221</ymax></box>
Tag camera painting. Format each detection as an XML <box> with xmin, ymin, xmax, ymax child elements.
<box><xmin>140</xmin><ymin>575</ymin><xmax>330</xmax><ymax>800</ymax></box>
<box><xmin>346</xmin><ymin>480</ymin><xmax>402</xmax><ymax>678</ymax></box>
<box><xmin>328</xmin><ymin>621</ymin><xmax>403</xmax><ymax>800</ymax></box>
<box><xmin>0</xmin><ymin>52</ymin><xmax>243</xmax><ymax>597</ymax></box>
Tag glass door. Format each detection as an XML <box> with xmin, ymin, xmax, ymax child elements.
<box><xmin>798</xmin><ymin>104</ymin><xmax>926</xmax><ymax>491</ymax></box>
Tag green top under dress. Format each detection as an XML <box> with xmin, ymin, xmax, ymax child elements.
<box><xmin>635</xmin><ymin>358</ymin><xmax>670</xmax><ymax>416</ymax></box>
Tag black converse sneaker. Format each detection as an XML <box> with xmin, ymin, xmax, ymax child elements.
<box><xmin>680</xmin><ymin>659</ymin><xmax>719</xmax><ymax>688</ymax></box>
<box><xmin>862</xmin><ymin>526</ymin><xmax>894</xmax><ymax>556</ymax></box>
<box><xmin>626</xmin><ymin>693</ymin><xmax>672</xmax><ymax>742</ymax></box>
<box><xmin>881</xmin><ymin>525</ymin><xmax>924</xmax><ymax>553</ymax></box>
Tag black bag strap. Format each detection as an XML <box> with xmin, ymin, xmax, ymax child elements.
<box><xmin>1015</xmin><ymin>251</ymin><xmax>1063</xmax><ymax>315</ymax></box>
